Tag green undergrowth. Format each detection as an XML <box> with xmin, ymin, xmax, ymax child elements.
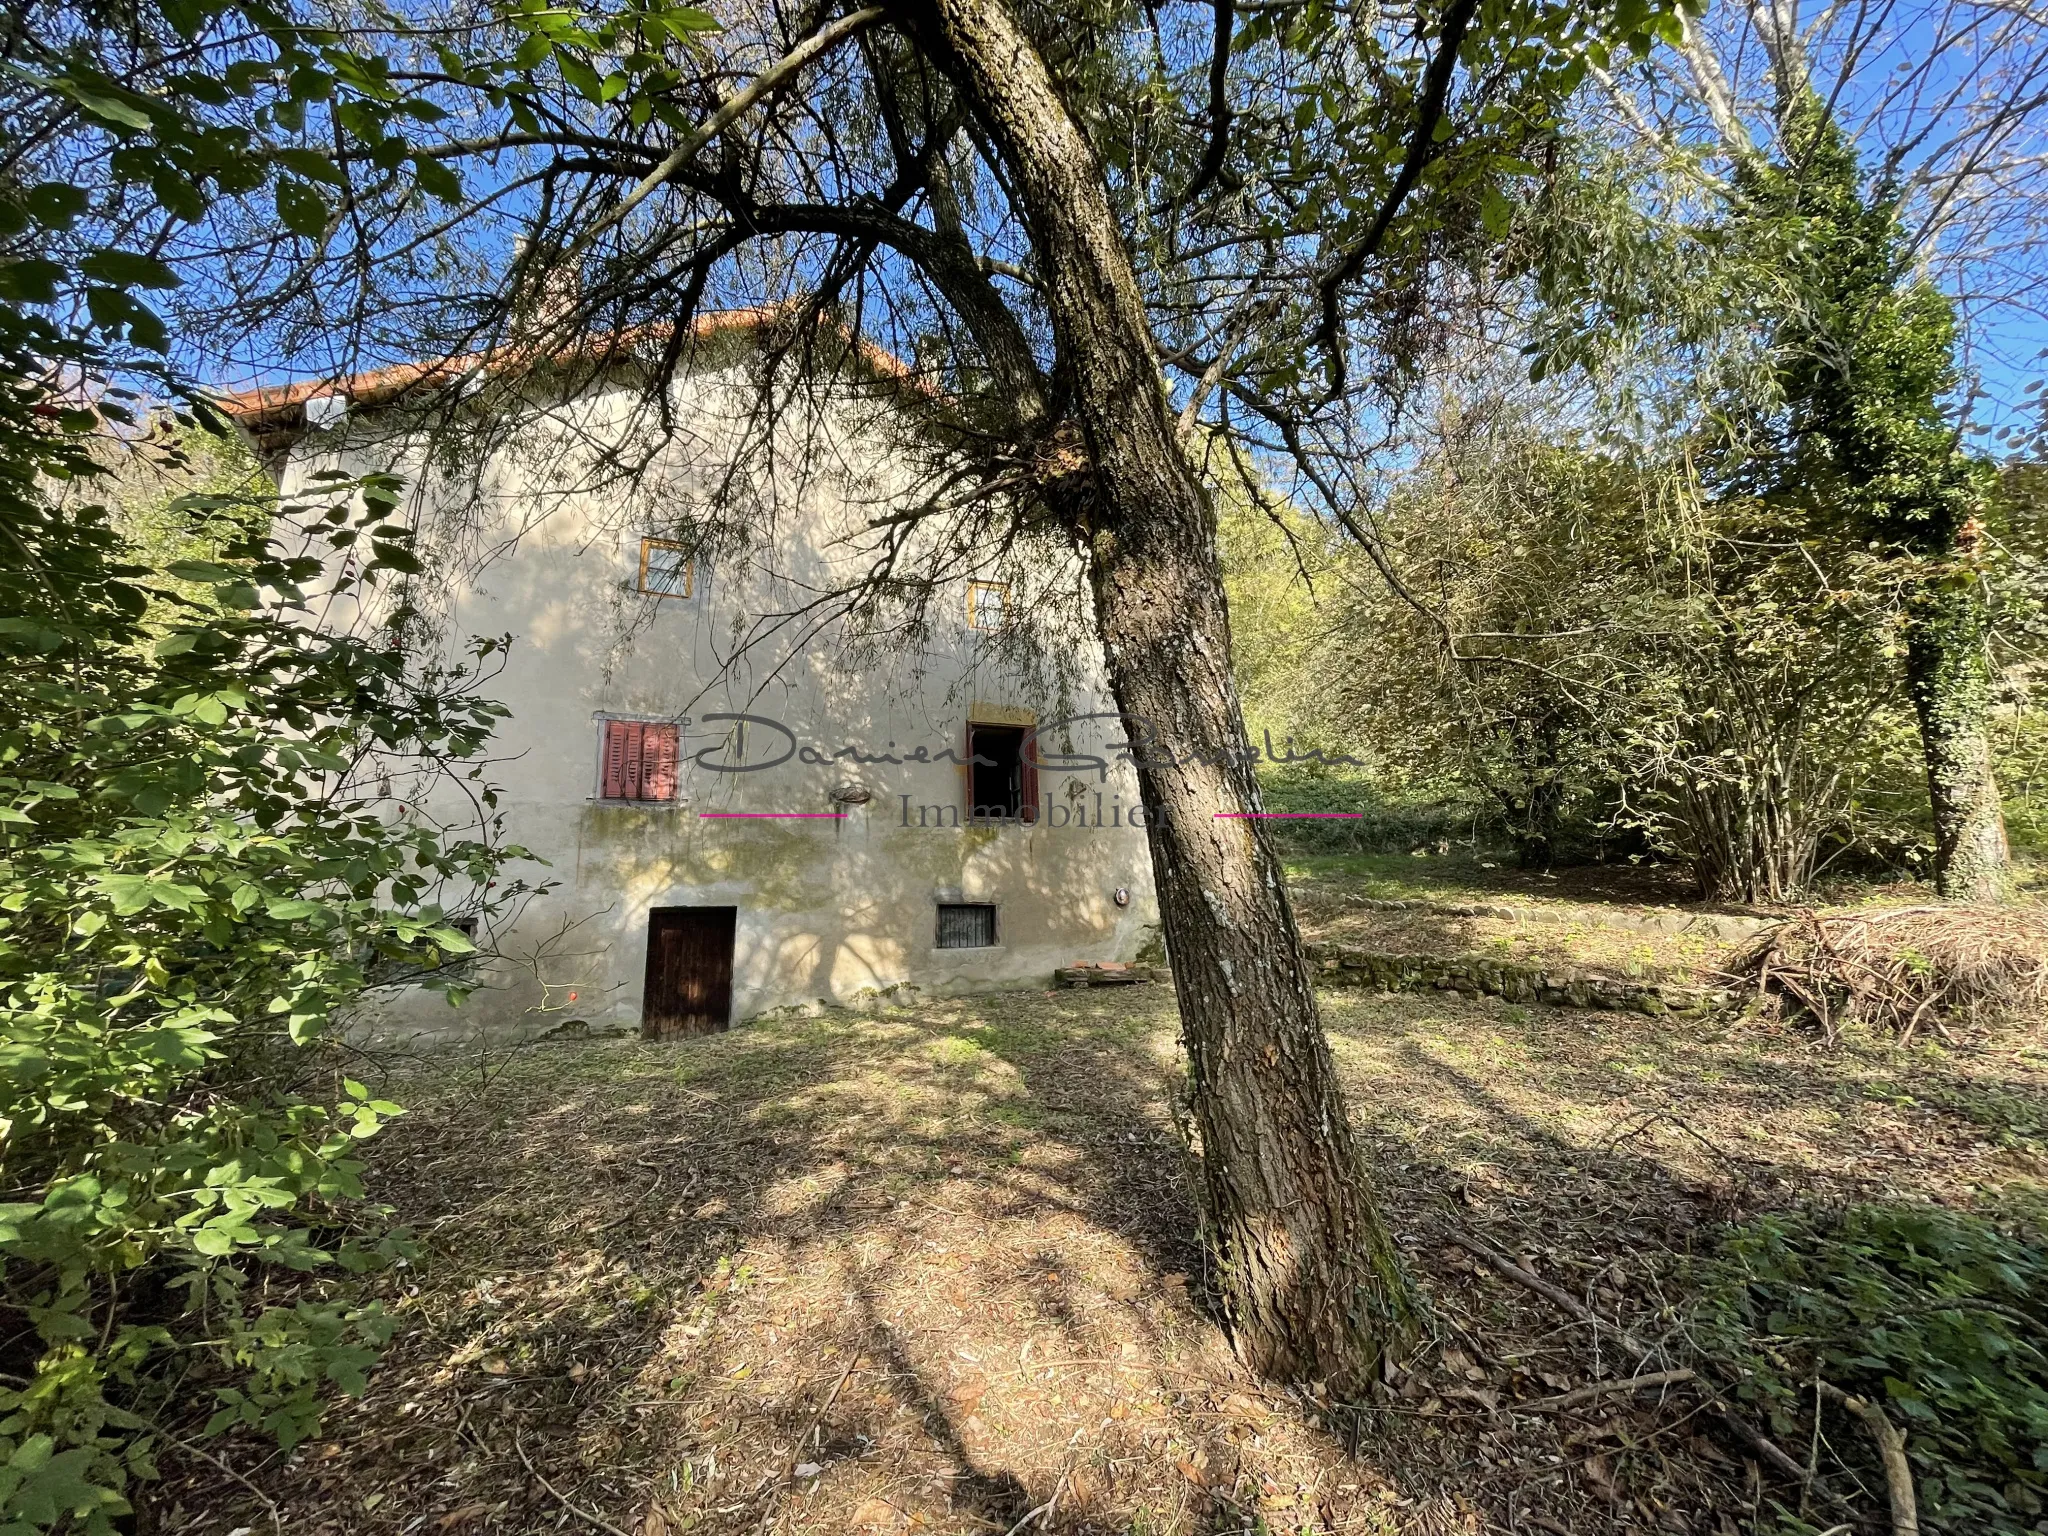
<box><xmin>1256</xmin><ymin>770</ymin><xmax>1480</xmax><ymax>856</ymax></box>
<box><xmin>1688</xmin><ymin>1203</ymin><xmax>2048</xmax><ymax>1535</ymax></box>
<box><xmin>1280</xmin><ymin>851</ymin><xmax>1520</xmax><ymax>903</ymax></box>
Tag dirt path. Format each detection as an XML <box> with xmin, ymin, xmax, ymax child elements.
<box><xmin>155</xmin><ymin>986</ymin><xmax>2048</xmax><ymax>1535</ymax></box>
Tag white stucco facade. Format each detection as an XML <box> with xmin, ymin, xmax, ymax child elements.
<box><xmin>234</xmin><ymin>335</ymin><xmax>1159</xmax><ymax>1041</ymax></box>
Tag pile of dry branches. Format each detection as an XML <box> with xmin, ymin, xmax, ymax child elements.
<box><xmin>1726</xmin><ymin>905</ymin><xmax>2048</xmax><ymax>1042</ymax></box>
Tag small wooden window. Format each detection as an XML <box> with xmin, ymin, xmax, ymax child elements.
<box><xmin>638</xmin><ymin>538</ymin><xmax>694</xmax><ymax>598</ymax></box>
<box><xmin>967</xmin><ymin>580</ymin><xmax>1008</xmax><ymax>631</ymax></box>
<box><xmin>936</xmin><ymin>903</ymin><xmax>998</xmax><ymax>949</ymax></box>
<box><xmin>601</xmin><ymin>719</ymin><xmax>680</xmax><ymax>802</ymax></box>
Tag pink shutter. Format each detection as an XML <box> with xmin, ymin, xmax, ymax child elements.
<box><xmin>602</xmin><ymin>720</ymin><xmax>628</xmax><ymax>800</ymax></box>
<box><xmin>645</xmin><ymin>725</ymin><xmax>679</xmax><ymax>801</ymax></box>
<box><xmin>621</xmin><ymin>720</ymin><xmax>645</xmax><ymax>800</ymax></box>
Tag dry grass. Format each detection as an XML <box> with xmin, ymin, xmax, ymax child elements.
<box><xmin>1289</xmin><ymin>900</ymin><xmax>1724</xmax><ymax>983</ymax></box>
<box><xmin>1283</xmin><ymin>857</ymin><xmax>1741</xmax><ymax>983</ymax></box>
<box><xmin>151</xmin><ymin>984</ymin><xmax>2048</xmax><ymax>1536</ymax></box>
<box><xmin>1727</xmin><ymin>905</ymin><xmax>2048</xmax><ymax>1043</ymax></box>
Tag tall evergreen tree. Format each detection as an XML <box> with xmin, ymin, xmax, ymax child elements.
<box><xmin>1729</xmin><ymin>96</ymin><xmax>2007</xmax><ymax>899</ymax></box>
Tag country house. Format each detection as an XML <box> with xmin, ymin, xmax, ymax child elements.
<box><xmin>221</xmin><ymin>315</ymin><xmax>1159</xmax><ymax>1040</ymax></box>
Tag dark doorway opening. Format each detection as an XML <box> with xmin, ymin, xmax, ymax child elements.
<box><xmin>642</xmin><ymin>906</ymin><xmax>736</xmax><ymax>1039</ymax></box>
<box><xmin>967</xmin><ymin>723</ymin><xmax>1036</xmax><ymax>821</ymax></box>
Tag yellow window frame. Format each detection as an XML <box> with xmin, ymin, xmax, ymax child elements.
<box><xmin>967</xmin><ymin>579</ymin><xmax>1009</xmax><ymax>631</ymax></box>
<box><xmin>638</xmin><ymin>537</ymin><xmax>695</xmax><ymax>598</ymax></box>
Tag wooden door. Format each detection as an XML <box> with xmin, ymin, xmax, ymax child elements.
<box><xmin>642</xmin><ymin>906</ymin><xmax>736</xmax><ymax>1039</ymax></box>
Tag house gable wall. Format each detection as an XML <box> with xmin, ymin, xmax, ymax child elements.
<box><xmin>267</xmin><ymin>360</ymin><xmax>1159</xmax><ymax>1041</ymax></box>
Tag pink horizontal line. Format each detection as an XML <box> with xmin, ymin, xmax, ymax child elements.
<box><xmin>1215</xmin><ymin>811</ymin><xmax>1363</xmax><ymax>819</ymax></box>
<box><xmin>701</xmin><ymin>811</ymin><xmax>846</xmax><ymax>819</ymax></box>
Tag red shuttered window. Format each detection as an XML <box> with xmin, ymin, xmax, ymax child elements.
<box><xmin>964</xmin><ymin>720</ymin><xmax>1036</xmax><ymax>823</ymax></box>
<box><xmin>644</xmin><ymin>726</ymin><xmax>678</xmax><ymax>800</ymax></box>
<box><xmin>600</xmin><ymin>719</ymin><xmax>680</xmax><ymax>802</ymax></box>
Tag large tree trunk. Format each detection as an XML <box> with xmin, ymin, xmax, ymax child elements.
<box><xmin>902</xmin><ymin>0</ymin><xmax>1417</xmax><ymax>1389</ymax></box>
<box><xmin>1906</xmin><ymin>578</ymin><xmax>2010</xmax><ymax>902</ymax></box>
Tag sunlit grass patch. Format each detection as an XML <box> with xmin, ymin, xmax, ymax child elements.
<box><xmin>171</xmin><ymin>947</ymin><xmax>2048</xmax><ymax>1536</ymax></box>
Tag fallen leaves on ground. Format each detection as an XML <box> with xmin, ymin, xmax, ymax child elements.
<box><xmin>152</xmin><ymin>968</ymin><xmax>2048</xmax><ymax>1535</ymax></box>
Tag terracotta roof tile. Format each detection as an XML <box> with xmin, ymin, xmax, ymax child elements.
<box><xmin>210</xmin><ymin>307</ymin><xmax>925</xmax><ymax>434</ymax></box>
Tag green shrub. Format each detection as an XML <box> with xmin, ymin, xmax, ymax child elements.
<box><xmin>1256</xmin><ymin>767</ymin><xmax>1481</xmax><ymax>855</ymax></box>
<box><xmin>1688</xmin><ymin>1203</ymin><xmax>2048</xmax><ymax>1534</ymax></box>
<box><xmin>0</xmin><ymin>15</ymin><xmax>547</xmax><ymax>1524</ymax></box>
<box><xmin>0</xmin><ymin>431</ymin><xmax>531</xmax><ymax>1526</ymax></box>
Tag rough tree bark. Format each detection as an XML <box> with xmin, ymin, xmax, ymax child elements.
<box><xmin>1907</xmin><ymin>574</ymin><xmax>2011</xmax><ymax>903</ymax></box>
<box><xmin>898</xmin><ymin>0</ymin><xmax>1418</xmax><ymax>1388</ymax></box>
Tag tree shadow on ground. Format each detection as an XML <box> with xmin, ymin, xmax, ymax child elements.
<box><xmin>154</xmin><ymin>981</ymin><xmax>2048</xmax><ymax>1536</ymax></box>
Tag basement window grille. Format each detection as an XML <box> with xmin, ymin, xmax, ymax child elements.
<box><xmin>935</xmin><ymin>903</ymin><xmax>998</xmax><ymax>950</ymax></box>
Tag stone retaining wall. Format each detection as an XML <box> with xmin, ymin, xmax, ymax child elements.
<box><xmin>1303</xmin><ymin>941</ymin><xmax>1735</xmax><ymax>1016</ymax></box>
